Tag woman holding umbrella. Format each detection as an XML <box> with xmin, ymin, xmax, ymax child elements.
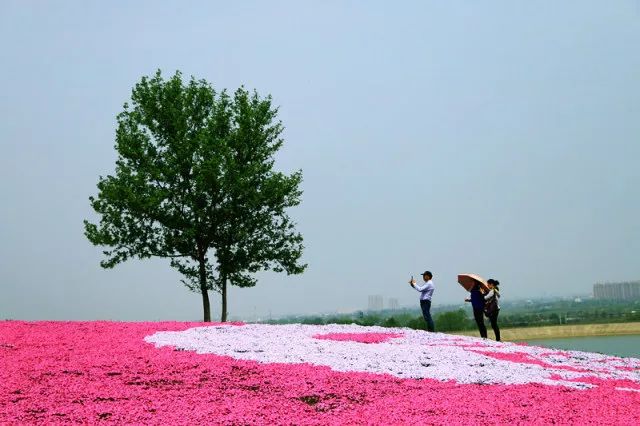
<box><xmin>458</xmin><ymin>274</ymin><xmax>489</xmax><ymax>339</ymax></box>
<box><xmin>465</xmin><ymin>282</ymin><xmax>488</xmax><ymax>338</ymax></box>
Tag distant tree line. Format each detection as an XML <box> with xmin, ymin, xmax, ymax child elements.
<box><xmin>268</xmin><ymin>309</ymin><xmax>476</xmax><ymax>332</ymax></box>
<box><xmin>265</xmin><ymin>299</ymin><xmax>640</xmax><ymax>331</ymax></box>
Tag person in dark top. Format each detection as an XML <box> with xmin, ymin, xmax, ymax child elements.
<box><xmin>465</xmin><ymin>282</ymin><xmax>487</xmax><ymax>338</ymax></box>
<box><xmin>484</xmin><ymin>279</ymin><xmax>501</xmax><ymax>342</ymax></box>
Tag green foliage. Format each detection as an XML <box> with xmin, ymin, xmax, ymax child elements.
<box><xmin>433</xmin><ymin>309</ymin><xmax>470</xmax><ymax>332</ymax></box>
<box><xmin>300</xmin><ymin>317</ymin><xmax>324</xmax><ymax>325</ymax></box>
<box><xmin>84</xmin><ymin>70</ymin><xmax>306</xmax><ymax>321</ymax></box>
<box><xmin>355</xmin><ymin>315</ymin><xmax>380</xmax><ymax>327</ymax></box>
<box><xmin>269</xmin><ymin>299</ymin><xmax>640</xmax><ymax>331</ymax></box>
<box><xmin>383</xmin><ymin>317</ymin><xmax>399</xmax><ymax>328</ymax></box>
<box><xmin>330</xmin><ymin>317</ymin><xmax>356</xmax><ymax>325</ymax></box>
<box><xmin>548</xmin><ymin>313</ymin><xmax>560</xmax><ymax>324</ymax></box>
<box><xmin>405</xmin><ymin>316</ymin><xmax>427</xmax><ymax>331</ymax></box>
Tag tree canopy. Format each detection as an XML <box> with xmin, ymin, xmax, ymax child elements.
<box><xmin>84</xmin><ymin>70</ymin><xmax>306</xmax><ymax>321</ymax></box>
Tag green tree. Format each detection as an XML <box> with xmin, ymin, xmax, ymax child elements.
<box><xmin>434</xmin><ymin>309</ymin><xmax>469</xmax><ymax>332</ymax></box>
<box><xmin>406</xmin><ymin>316</ymin><xmax>427</xmax><ymax>331</ymax></box>
<box><xmin>382</xmin><ymin>317</ymin><xmax>399</xmax><ymax>328</ymax></box>
<box><xmin>84</xmin><ymin>70</ymin><xmax>306</xmax><ymax>322</ymax></box>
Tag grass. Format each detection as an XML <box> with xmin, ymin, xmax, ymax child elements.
<box><xmin>449</xmin><ymin>321</ymin><xmax>640</xmax><ymax>341</ymax></box>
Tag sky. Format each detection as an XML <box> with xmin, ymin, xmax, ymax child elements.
<box><xmin>1</xmin><ymin>1</ymin><xmax>639</xmax><ymax>322</ymax></box>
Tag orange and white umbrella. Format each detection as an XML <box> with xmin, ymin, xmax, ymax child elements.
<box><xmin>457</xmin><ymin>273</ymin><xmax>489</xmax><ymax>292</ymax></box>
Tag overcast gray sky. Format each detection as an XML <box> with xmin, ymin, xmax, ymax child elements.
<box><xmin>1</xmin><ymin>1</ymin><xmax>639</xmax><ymax>321</ymax></box>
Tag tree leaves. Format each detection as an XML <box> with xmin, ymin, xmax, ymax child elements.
<box><xmin>85</xmin><ymin>70</ymin><xmax>306</xmax><ymax>321</ymax></box>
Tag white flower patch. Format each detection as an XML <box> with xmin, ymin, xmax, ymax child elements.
<box><xmin>145</xmin><ymin>324</ymin><xmax>640</xmax><ymax>390</ymax></box>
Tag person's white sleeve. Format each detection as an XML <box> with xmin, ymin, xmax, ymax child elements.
<box><xmin>414</xmin><ymin>282</ymin><xmax>428</xmax><ymax>292</ymax></box>
<box><xmin>484</xmin><ymin>289</ymin><xmax>494</xmax><ymax>300</ymax></box>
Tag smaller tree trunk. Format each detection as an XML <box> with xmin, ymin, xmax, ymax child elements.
<box><xmin>198</xmin><ymin>257</ymin><xmax>211</xmax><ymax>322</ymax></box>
<box><xmin>221</xmin><ymin>274</ymin><xmax>228</xmax><ymax>322</ymax></box>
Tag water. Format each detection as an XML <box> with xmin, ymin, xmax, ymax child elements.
<box><xmin>524</xmin><ymin>335</ymin><xmax>640</xmax><ymax>358</ymax></box>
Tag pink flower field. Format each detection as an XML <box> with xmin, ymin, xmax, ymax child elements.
<box><xmin>2</xmin><ymin>321</ymin><xmax>640</xmax><ymax>425</ymax></box>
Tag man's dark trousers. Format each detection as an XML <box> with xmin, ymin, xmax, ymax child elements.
<box><xmin>420</xmin><ymin>299</ymin><xmax>435</xmax><ymax>332</ymax></box>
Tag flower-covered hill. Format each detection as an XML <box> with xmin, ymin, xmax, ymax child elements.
<box><xmin>1</xmin><ymin>321</ymin><xmax>639</xmax><ymax>424</ymax></box>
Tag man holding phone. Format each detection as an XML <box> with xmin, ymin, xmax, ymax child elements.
<box><xmin>409</xmin><ymin>270</ymin><xmax>435</xmax><ymax>332</ymax></box>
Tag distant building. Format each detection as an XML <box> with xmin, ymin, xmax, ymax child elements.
<box><xmin>388</xmin><ymin>298</ymin><xmax>399</xmax><ymax>311</ymax></box>
<box><xmin>593</xmin><ymin>281</ymin><xmax>640</xmax><ymax>301</ymax></box>
<box><xmin>368</xmin><ymin>295</ymin><xmax>383</xmax><ymax>311</ymax></box>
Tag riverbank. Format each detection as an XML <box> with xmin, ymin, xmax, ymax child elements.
<box><xmin>450</xmin><ymin>322</ymin><xmax>640</xmax><ymax>341</ymax></box>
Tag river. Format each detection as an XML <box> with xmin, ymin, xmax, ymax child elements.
<box><xmin>523</xmin><ymin>334</ymin><xmax>640</xmax><ymax>358</ymax></box>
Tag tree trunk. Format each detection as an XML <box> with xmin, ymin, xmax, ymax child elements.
<box><xmin>221</xmin><ymin>273</ymin><xmax>228</xmax><ymax>322</ymax></box>
<box><xmin>198</xmin><ymin>257</ymin><xmax>211</xmax><ymax>322</ymax></box>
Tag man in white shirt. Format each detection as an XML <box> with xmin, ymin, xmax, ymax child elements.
<box><xmin>409</xmin><ymin>270</ymin><xmax>435</xmax><ymax>331</ymax></box>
